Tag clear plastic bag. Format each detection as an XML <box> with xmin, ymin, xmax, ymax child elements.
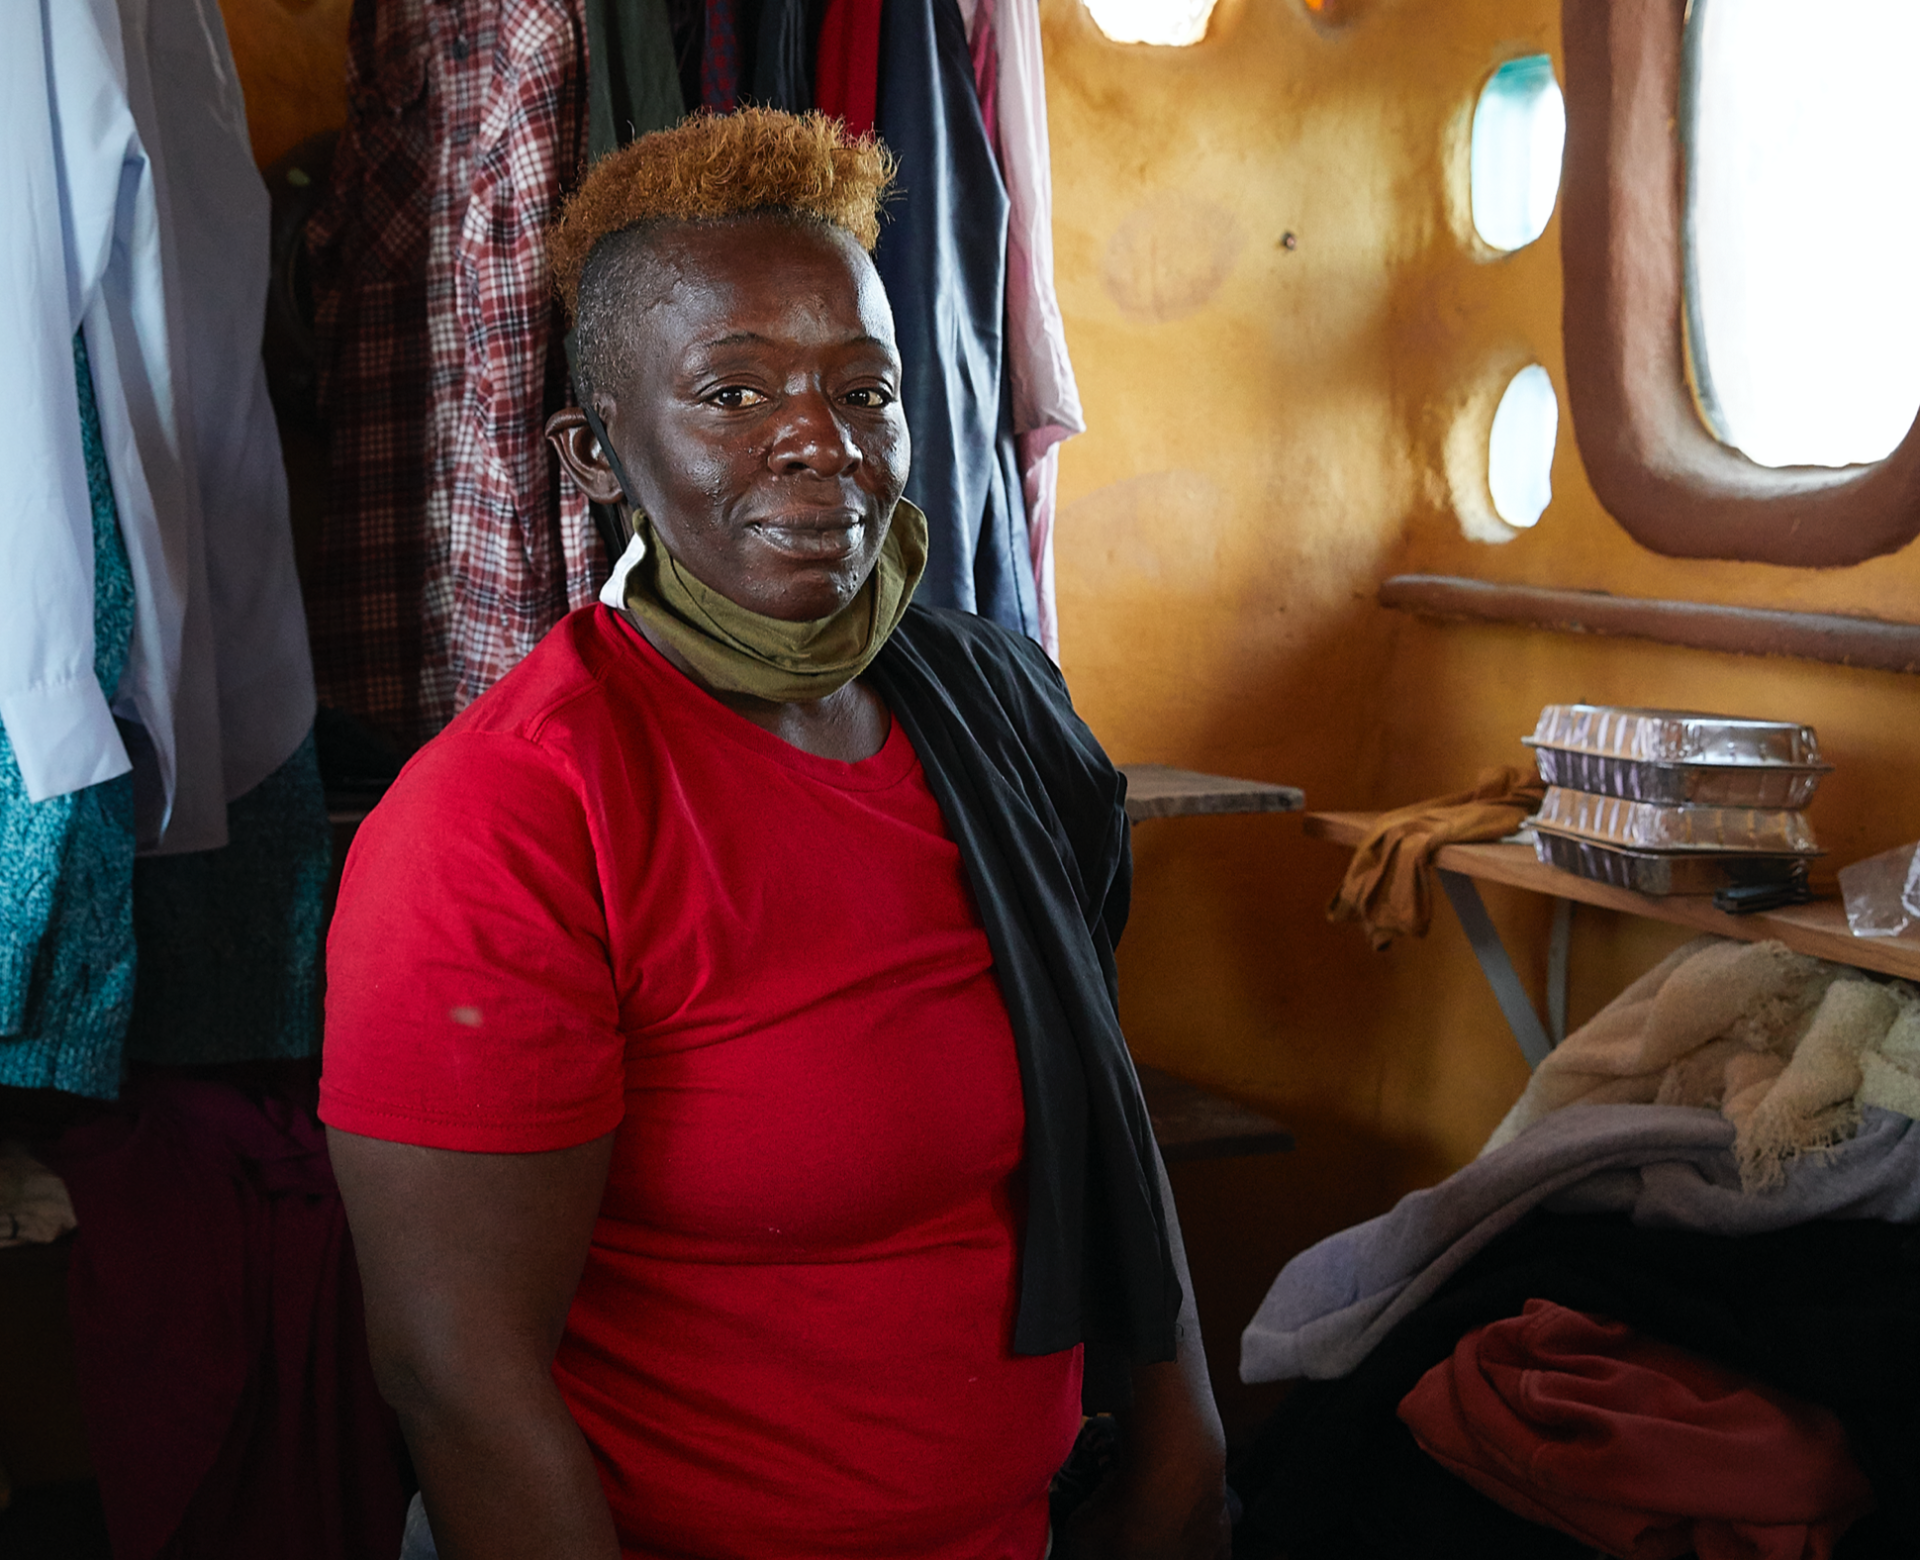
<box><xmin>1840</xmin><ymin>842</ymin><xmax>1920</xmax><ymax>939</ymax></box>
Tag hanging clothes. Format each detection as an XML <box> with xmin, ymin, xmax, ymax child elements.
<box><xmin>585</xmin><ymin>0</ymin><xmax>685</xmax><ymax>158</ymax></box>
<box><xmin>872</xmin><ymin>0</ymin><xmax>1040</xmax><ymax>639</ymax></box>
<box><xmin>700</xmin><ymin>0</ymin><xmax>744</xmax><ymax>106</ymax></box>
<box><xmin>0</xmin><ymin>0</ymin><xmax>316</xmax><ymax>853</ymax></box>
<box><xmin>447</xmin><ymin>0</ymin><xmax>602</xmax><ymax>709</ymax></box>
<box><xmin>50</xmin><ymin>1071</ymin><xmax>411</xmax><ymax>1560</ymax></box>
<box><xmin>305</xmin><ymin>1</ymin><xmax>442</xmax><ymax>744</ymax></box>
<box><xmin>815</xmin><ymin>0</ymin><xmax>883</xmax><ymax>136</ymax></box>
<box><xmin>312</xmin><ymin>0</ymin><xmax>604</xmax><ymax>747</ymax></box>
<box><xmin>0</xmin><ymin>338</ymin><xmax>138</xmax><ymax>1101</ymax></box>
<box><xmin>963</xmin><ymin>0</ymin><xmax>998</xmax><ymax>141</ymax></box>
<box><xmin>124</xmin><ymin>731</ymin><xmax>330</xmax><ymax>1068</ymax></box>
<box><xmin>750</xmin><ymin>0</ymin><xmax>819</xmax><ymax>110</ymax></box>
<box><xmin>988</xmin><ymin>0</ymin><xmax>1085</xmax><ymax>656</ymax></box>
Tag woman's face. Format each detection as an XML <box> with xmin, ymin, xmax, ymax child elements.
<box><xmin>595</xmin><ymin>218</ymin><xmax>909</xmax><ymax>623</ymax></box>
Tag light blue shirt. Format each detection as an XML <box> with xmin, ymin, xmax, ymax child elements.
<box><xmin>0</xmin><ymin>0</ymin><xmax>314</xmax><ymax>852</ymax></box>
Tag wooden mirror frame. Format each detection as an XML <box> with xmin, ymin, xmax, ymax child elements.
<box><xmin>1559</xmin><ymin>0</ymin><xmax>1920</xmax><ymax>567</ymax></box>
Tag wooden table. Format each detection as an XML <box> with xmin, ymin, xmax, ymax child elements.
<box><xmin>1119</xmin><ymin>765</ymin><xmax>1305</xmax><ymax>823</ymax></box>
<box><xmin>1307</xmin><ymin>809</ymin><xmax>1920</xmax><ymax>1066</ymax></box>
<box><xmin>1115</xmin><ymin>766</ymin><xmax>1305</xmax><ymax>1157</ymax></box>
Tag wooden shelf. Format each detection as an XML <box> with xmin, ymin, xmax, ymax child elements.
<box><xmin>1306</xmin><ymin>811</ymin><xmax>1920</xmax><ymax>984</ymax></box>
<box><xmin>1136</xmin><ymin>1065</ymin><xmax>1293</xmax><ymax>1162</ymax></box>
<box><xmin>1120</xmin><ymin>765</ymin><xmax>1305</xmax><ymax>824</ymax></box>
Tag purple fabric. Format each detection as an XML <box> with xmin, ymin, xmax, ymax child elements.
<box><xmin>1240</xmin><ymin>1103</ymin><xmax>1920</xmax><ymax>1388</ymax></box>
<box><xmin>50</xmin><ymin>1072</ymin><xmax>408</xmax><ymax>1560</ymax></box>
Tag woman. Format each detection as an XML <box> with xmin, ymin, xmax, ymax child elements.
<box><xmin>322</xmin><ymin>109</ymin><xmax>1228</xmax><ymax>1560</ymax></box>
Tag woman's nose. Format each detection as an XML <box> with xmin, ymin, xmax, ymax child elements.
<box><xmin>768</xmin><ymin>391</ymin><xmax>861</xmax><ymax>474</ymax></box>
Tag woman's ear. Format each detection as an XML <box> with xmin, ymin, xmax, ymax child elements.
<box><xmin>546</xmin><ymin>407</ymin><xmax>627</xmax><ymax>506</ymax></box>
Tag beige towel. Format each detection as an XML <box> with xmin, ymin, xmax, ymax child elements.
<box><xmin>1738</xmin><ymin>978</ymin><xmax>1897</xmax><ymax>1190</ymax></box>
<box><xmin>1481</xmin><ymin>937</ymin><xmax>1918</xmax><ymax>1191</ymax></box>
<box><xmin>1859</xmin><ymin>988</ymin><xmax>1920</xmax><ymax>1122</ymax></box>
<box><xmin>1482</xmin><ymin>938</ymin><xmax>1830</xmax><ymax>1154</ymax></box>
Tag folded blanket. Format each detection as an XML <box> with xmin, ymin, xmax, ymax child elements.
<box><xmin>1485</xmin><ymin>936</ymin><xmax>1916</xmax><ymax>1190</ymax></box>
<box><xmin>1240</xmin><ymin>1102</ymin><xmax>1920</xmax><ymax>1385</ymax></box>
<box><xmin>1398</xmin><ymin>1299</ymin><xmax>1874</xmax><ymax>1560</ymax></box>
<box><xmin>1859</xmin><ymin>988</ymin><xmax>1920</xmax><ymax>1122</ymax></box>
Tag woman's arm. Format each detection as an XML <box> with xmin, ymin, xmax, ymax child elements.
<box><xmin>1060</xmin><ymin>1147</ymin><xmax>1232</xmax><ymax>1560</ymax></box>
<box><xmin>329</xmin><ymin>1128</ymin><xmax>621</xmax><ymax>1560</ymax></box>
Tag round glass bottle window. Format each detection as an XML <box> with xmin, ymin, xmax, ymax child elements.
<box><xmin>1470</xmin><ymin>55</ymin><xmax>1566</xmax><ymax>253</ymax></box>
<box><xmin>1487</xmin><ymin>365</ymin><xmax>1558</xmax><ymax>530</ymax></box>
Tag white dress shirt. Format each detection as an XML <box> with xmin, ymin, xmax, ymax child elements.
<box><xmin>0</xmin><ymin>0</ymin><xmax>315</xmax><ymax>853</ymax></box>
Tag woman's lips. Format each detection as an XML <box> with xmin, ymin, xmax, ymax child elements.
<box><xmin>746</xmin><ymin>516</ymin><xmax>867</xmax><ymax>561</ymax></box>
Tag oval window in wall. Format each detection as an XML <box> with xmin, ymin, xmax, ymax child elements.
<box><xmin>1487</xmin><ymin>365</ymin><xmax>1557</xmax><ymax>530</ymax></box>
<box><xmin>1686</xmin><ymin>0</ymin><xmax>1920</xmax><ymax>469</ymax></box>
<box><xmin>1469</xmin><ymin>55</ymin><xmax>1566</xmax><ymax>252</ymax></box>
<box><xmin>1083</xmin><ymin>0</ymin><xmax>1217</xmax><ymax>46</ymax></box>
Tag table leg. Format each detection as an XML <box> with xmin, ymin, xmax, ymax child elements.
<box><xmin>1437</xmin><ymin>869</ymin><xmax>1555</xmax><ymax>1070</ymax></box>
<box><xmin>1547</xmin><ymin>897</ymin><xmax>1573</xmax><ymax>1046</ymax></box>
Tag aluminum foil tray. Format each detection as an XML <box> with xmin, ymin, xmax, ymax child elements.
<box><xmin>1526</xmin><ymin>705</ymin><xmax>1825</xmax><ymax>766</ymax></box>
<box><xmin>1532</xmin><ymin>832</ymin><xmax>1811</xmax><ymax>897</ymax></box>
<box><xmin>1537</xmin><ymin>787</ymin><xmax>1822</xmax><ymax>856</ymax></box>
<box><xmin>1530</xmin><ymin>746</ymin><xmax>1827</xmax><ymax>808</ymax></box>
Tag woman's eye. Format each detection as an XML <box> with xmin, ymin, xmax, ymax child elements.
<box><xmin>710</xmin><ymin>386</ymin><xmax>769</xmax><ymax>409</ymax></box>
<box><xmin>843</xmin><ymin>386</ymin><xmax>896</xmax><ymax>408</ymax></box>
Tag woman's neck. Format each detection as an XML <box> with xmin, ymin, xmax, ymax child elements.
<box><xmin>631</xmin><ymin>615</ymin><xmax>892</xmax><ymax>763</ymax></box>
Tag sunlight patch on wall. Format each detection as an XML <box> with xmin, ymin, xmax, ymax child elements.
<box><xmin>1686</xmin><ymin>0</ymin><xmax>1920</xmax><ymax>468</ymax></box>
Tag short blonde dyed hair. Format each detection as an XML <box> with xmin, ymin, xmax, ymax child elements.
<box><xmin>550</xmin><ymin>108</ymin><xmax>895</xmax><ymax>321</ymax></box>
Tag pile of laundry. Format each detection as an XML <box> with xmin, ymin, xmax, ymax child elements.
<box><xmin>1233</xmin><ymin>936</ymin><xmax>1920</xmax><ymax>1560</ymax></box>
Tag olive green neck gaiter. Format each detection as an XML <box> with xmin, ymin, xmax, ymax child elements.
<box><xmin>601</xmin><ymin>500</ymin><xmax>928</xmax><ymax>702</ymax></box>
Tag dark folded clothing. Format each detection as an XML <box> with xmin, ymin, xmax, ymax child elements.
<box><xmin>1229</xmin><ymin>1213</ymin><xmax>1920</xmax><ymax>1560</ymax></box>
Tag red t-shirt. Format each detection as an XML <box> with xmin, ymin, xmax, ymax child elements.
<box><xmin>321</xmin><ymin>606</ymin><xmax>1081</xmax><ymax>1559</ymax></box>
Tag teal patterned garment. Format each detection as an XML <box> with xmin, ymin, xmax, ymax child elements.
<box><xmin>125</xmin><ymin>728</ymin><xmax>329</xmax><ymax>1067</ymax></box>
<box><xmin>0</xmin><ymin>335</ymin><xmax>138</xmax><ymax>1099</ymax></box>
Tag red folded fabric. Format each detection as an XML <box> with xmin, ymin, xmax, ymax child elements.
<box><xmin>1398</xmin><ymin>1298</ymin><xmax>1874</xmax><ymax>1560</ymax></box>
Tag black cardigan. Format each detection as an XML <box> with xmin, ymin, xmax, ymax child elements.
<box><xmin>867</xmin><ymin>605</ymin><xmax>1183</xmax><ymax>1410</ymax></box>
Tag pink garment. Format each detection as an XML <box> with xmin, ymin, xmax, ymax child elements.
<box><xmin>991</xmin><ymin>0</ymin><xmax>1083</xmax><ymax>657</ymax></box>
<box><xmin>967</xmin><ymin>0</ymin><xmax>999</xmax><ymax>153</ymax></box>
<box><xmin>1398</xmin><ymin>1298</ymin><xmax>1874</xmax><ymax>1560</ymax></box>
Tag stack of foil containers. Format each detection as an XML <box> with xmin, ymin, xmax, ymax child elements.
<box><xmin>1523</xmin><ymin>705</ymin><xmax>1829</xmax><ymax>896</ymax></box>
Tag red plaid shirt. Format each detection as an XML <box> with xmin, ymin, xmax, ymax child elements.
<box><xmin>448</xmin><ymin>0</ymin><xmax>598</xmax><ymax>712</ymax></box>
<box><xmin>311</xmin><ymin>0</ymin><xmax>601</xmax><ymax>745</ymax></box>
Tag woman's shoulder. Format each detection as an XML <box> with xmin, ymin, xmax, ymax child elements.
<box><xmin>887</xmin><ymin>604</ymin><xmax>1072</xmax><ymax>707</ymax></box>
<box><xmin>882</xmin><ymin>605</ymin><xmax>1122</xmax><ymax>824</ymax></box>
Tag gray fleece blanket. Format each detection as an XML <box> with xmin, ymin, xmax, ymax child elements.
<box><xmin>1239</xmin><ymin>1102</ymin><xmax>1920</xmax><ymax>1385</ymax></box>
